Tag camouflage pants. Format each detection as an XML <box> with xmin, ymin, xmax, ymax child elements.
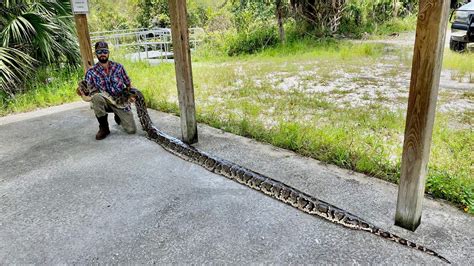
<box><xmin>91</xmin><ymin>94</ymin><xmax>137</xmax><ymax>134</ymax></box>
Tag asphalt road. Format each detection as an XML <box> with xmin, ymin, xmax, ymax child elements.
<box><xmin>0</xmin><ymin>103</ymin><xmax>472</xmax><ymax>264</ymax></box>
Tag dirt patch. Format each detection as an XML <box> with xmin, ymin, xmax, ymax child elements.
<box><xmin>252</xmin><ymin>60</ymin><xmax>473</xmax><ymax>118</ymax></box>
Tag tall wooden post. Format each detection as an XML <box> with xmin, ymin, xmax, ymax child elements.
<box><xmin>395</xmin><ymin>0</ymin><xmax>450</xmax><ymax>231</ymax></box>
<box><xmin>168</xmin><ymin>0</ymin><xmax>198</xmax><ymax>144</ymax></box>
<box><xmin>74</xmin><ymin>14</ymin><xmax>94</xmax><ymax>73</ymax></box>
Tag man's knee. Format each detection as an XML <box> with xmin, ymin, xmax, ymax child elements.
<box><xmin>119</xmin><ymin>112</ymin><xmax>137</xmax><ymax>134</ymax></box>
<box><xmin>123</xmin><ymin>122</ymin><xmax>136</xmax><ymax>134</ymax></box>
<box><xmin>91</xmin><ymin>95</ymin><xmax>108</xmax><ymax>117</ymax></box>
<box><xmin>91</xmin><ymin>94</ymin><xmax>107</xmax><ymax>108</ymax></box>
<box><xmin>125</xmin><ymin>128</ymin><xmax>136</xmax><ymax>134</ymax></box>
<box><xmin>91</xmin><ymin>94</ymin><xmax>106</xmax><ymax>105</ymax></box>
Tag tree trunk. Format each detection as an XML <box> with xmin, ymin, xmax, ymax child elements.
<box><xmin>393</xmin><ymin>0</ymin><xmax>399</xmax><ymax>17</ymax></box>
<box><xmin>276</xmin><ymin>0</ymin><xmax>286</xmax><ymax>44</ymax></box>
<box><xmin>289</xmin><ymin>0</ymin><xmax>347</xmax><ymax>34</ymax></box>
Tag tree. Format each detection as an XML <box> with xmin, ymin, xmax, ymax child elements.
<box><xmin>137</xmin><ymin>0</ymin><xmax>170</xmax><ymax>28</ymax></box>
<box><xmin>276</xmin><ymin>0</ymin><xmax>287</xmax><ymax>44</ymax></box>
<box><xmin>136</xmin><ymin>0</ymin><xmax>209</xmax><ymax>28</ymax></box>
<box><xmin>393</xmin><ymin>0</ymin><xmax>399</xmax><ymax>17</ymax></box>
<box><xmin>230</xmin><ymin>0</ymin><xmax>288</xmax><ymax>43</ymax></box>
<box><xmin>290</xmin><ymin>0</ymin><xmax>347</xmax><ymax>34</ymax></box>
<box><xmin>0</xmin><ymin>0</ymin><xmax>80</xmax><ymax>95</ymax></box>
<box><xmin>88</xmin><ymin>0</ymin><xmax>140</xmax><ymax>31</ymax></box>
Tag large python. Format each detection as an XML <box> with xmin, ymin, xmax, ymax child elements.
<box><xmin>78</xmin><ymin>82</ymin><xmax>450</xmax><ymax>263</ymax></box>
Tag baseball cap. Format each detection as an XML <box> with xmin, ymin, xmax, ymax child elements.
<box><xmin>94</xmin><ymin>41</ymin><xmax>109</xmax><ymax>50</ymax></box>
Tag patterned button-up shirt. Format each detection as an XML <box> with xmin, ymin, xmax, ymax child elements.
<box><xmin>85</xmin><ymin>61</ymin><xmax>131</xmax><ymax>111</ymax></box>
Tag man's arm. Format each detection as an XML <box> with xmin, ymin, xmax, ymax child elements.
<box><xmin>121</xmin><ymin>65</ymin><xmax>132</xmax><ymax>90</ymax></box>
<box><xmin>76</xmin><ymin>71</ymin><xmax>93</xmax><ymax>98</ymax></box>
<box><xmin>120</xmin><ymin>65</ymin><xmax>135</xmax><ymax>102</ymax></box>
<box><xmin>85</xmin><ymin>70</ymin><xmax>95</xmax><ymax>90</ymax></box>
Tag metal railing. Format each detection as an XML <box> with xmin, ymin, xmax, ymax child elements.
<box><xmin>90</xmin><ymin>27</ymin><xmax>205</xmax><ymax>62</ymax></box>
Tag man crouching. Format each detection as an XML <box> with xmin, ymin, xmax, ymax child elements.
<box><xmin>78</xmin><ymin>41</ymin><xmax>137</xmax><ymax>140</ymax></box>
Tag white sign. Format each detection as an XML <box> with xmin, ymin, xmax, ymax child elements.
<box><xmin>71</xmin><ymin>0</ymin><xmax>89</xmax><ymax>14</ymax></box>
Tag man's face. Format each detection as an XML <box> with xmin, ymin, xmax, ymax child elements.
<box><xmin>96</xmin><ymin>49</ymin><xmax>109</xmax><ymax>64</ymax></box>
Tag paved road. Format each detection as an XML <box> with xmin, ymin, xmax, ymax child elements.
<box><xmin>0</xmin><ymin>103</ymin><xmax>472</xmax><ymax>264</ymax></box>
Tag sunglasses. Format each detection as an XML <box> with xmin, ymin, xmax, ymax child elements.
<box><xmin>96</xmin><ymin>49</ymin><xmax>109</xmax><ymax>55</ymax></box>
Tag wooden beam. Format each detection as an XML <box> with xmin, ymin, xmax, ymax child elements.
<box><xmin>74</xmin><ymin>14</ymin><xmax>94</xmax><ymax>73</ymax></box>
<box><xmin>395</xmin><ymin>0</ymin><xmax>450</xmax><ymax>231</ymax></box>
<box><xmin>168</xmin><ymin>0</ymin><xmax>198</xmax><ymax>144</ymax></box>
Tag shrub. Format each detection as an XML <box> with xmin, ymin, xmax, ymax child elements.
<box><xmin>338</xmin><ymin>0</ymin><xmax>419</xmax><ymax>37</ymax></box>
<box><xmin>227</xmin><ymin>25</ymin><xmax>279</xmax><ymax>56</ymax></box>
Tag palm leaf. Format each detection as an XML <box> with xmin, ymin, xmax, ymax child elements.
<box><xmin>0</xmin><ymin>46</ymin><xmax>36</xmax><ymax>93</ymax></box>
<box><xmin>0</xmin><ymin>0</ymin><xmax>80</xmax><ymax>94</ymax></box>
<box><xmin>1</xmin><ymin>14</ymin><xmax>37</xmax><ymax>46</ymax></box>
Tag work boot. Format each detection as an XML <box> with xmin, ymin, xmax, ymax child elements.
<box><xmin>96</xmin><ymin>115</ymin><xmax>110</xmax><ymax>140</ymax></box>
<box><xmin>114</xmin><ymin>114</ymin><xmax>121</xmax><ymax>125</ymax></box>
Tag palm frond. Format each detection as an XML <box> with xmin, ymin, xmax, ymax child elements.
<box><xmin>0</xmin><ymin>0</ymin><xmax>80</xmax><ymax>94</ymax></box>
<box><xmin>1</xmin><ymin>14</ymin><xmax>37</xmax><ymax>46</ymax></box>
<box><xmin>0</xmin><ymin>46</ymin><xmax>36</xmax><ymax>93</ymax></box>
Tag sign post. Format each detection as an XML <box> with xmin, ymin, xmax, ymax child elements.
<box><xmin>71</xmin><ymin>0</ymin><xmax>94</xmax><ymax>73</ymax></box>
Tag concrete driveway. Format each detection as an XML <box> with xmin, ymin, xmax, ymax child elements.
<box><xmin>0</xmin><ymin>102</ymin><xmax>472</xmax><ymax>264</ymax></box>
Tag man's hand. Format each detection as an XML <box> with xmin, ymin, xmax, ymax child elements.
<box><xmin>125</xmin><ymin>86</ymin><xmax>136</xmax><ymax>103</ymax></box>
<box><xmin>76</xmin><ymin>86</ymin><xmax>85</xmax><ymax>97</ymax></box>
<box><xmin>77</xmin><ymin>80</ymin><xmax>93</xmax><ymax>102</ymax></box>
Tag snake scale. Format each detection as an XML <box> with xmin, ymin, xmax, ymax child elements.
<box><xmin>89</xmin><ymin>84</ymin><xmax>450</xmax><ymax>263</ymax></box>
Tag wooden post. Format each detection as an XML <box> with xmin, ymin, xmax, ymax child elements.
<box><xmin>395</xmin><ymin>0</ymin><xmax>450</xmax><ymax>231</ymax></box>
<box><xmin>74</xmin><ymin>14</ymin><xmax>94</xmax><ymax>73</ymax></box>
<box><xmin>168</xmin><ymin>0</ymin><xmax>198</xmax><ymax>144</ymax></box>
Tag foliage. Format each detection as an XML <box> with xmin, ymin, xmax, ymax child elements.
<box><xmin>443</xmin><ymin>49</ymin><xmax>474</xmax><ymax>83</ymax></box>
<box><xmin>290</xmin><ymin>0</ymin><xmax>347</xmax><ymax>35</ymax></box>
<box><xmin>204</xmin><ymin>6</ymin><xmax>234</xmax><ymax>33</ymax></box>
<box><xmin>0</xmin><ymin>0</ymin><xmax>80</xmax><ymax>95</ymax></box>
<box><xmin>136</xmin><ymin>0</ymin><xmax>169</xmax><ymax>28</ymax></box>
<box><xmin>85</xmin><ymin>0</ymin><xmax>425</xmax><ymax>56</ymax></box>
<box><xmin>227</xmin><ymin>24</ymin><xmax>279</xmax><ymax>56</ymax></box>
<box><xmin>136</xmin><ymin>0</ymin><xmax>210</xmax><ymax>28</ymax></box>
<box><xmin>373</xmin><ymin>14</ymin><xmax>418</xmax><ymax>35</ymax></box>
<box><xmin>230</xmin><ymin>0</ymin><xmax>275</xmax><ymax>30</ymax></box>
<box><xmin>88</xmin><ymin>0</ymin><xmax>140</xmax><ymax>31</ymax></box>
<box><xmin>0</xmin><ymin>66</ymin><xmax>82</xmax><ymax>115</ymax></box>
<box><xmin>339</xmin><ymin>0</ymin><xmax>419</xmax><ymax>37</ymax></box>
<box><xmin>0</xmin><ymin>47</ymin><xmax>36</xmax><ymax>94</ymax></box>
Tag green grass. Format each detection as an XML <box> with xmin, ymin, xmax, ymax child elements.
<box><xmin>443</xmin><ymin>50</ymin><xmax>474</xmax><ymax>83</ymax></box>
<box><xmin>374</xmin><ymin>15</ymin><xmax>418</xmax><ymax>36</ymax></box>
<box><xmin>387</xmin><ymin>40</ymin><xmax>474</xmax><ymax>80</ymax></box>
<box><xmin>2</xmin><ymin>40</ymin><xmax>473</xmax><ymax>214</ymax></box>
<box><xmin>196</xmin><ymin>38</ymin><xmax>386</xmax><ymax>63</ymax></box>
<box><xmin>0</xmin><ymin>67</ymin><xmax>83</xmax><ymax>116</ymax></box>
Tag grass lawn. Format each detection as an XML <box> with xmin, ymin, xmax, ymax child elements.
<box><xmin>1</xmin><ymin>40</ymin><xmax>473</xmax><ymax>213</ymax></box>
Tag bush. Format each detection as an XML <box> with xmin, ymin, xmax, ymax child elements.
<box><xmin>284</xmin><ymin>18</ymin><xmax>324</xmax><ymax>41</ymax></box>
<box><xmin>227</xmin><ymin>25</ymin><xmax>279</xmax><ymax>56</ymax></box>
<box><xmin>338</xmin><ymin>1</ymin><xmax>374</xmax><ymax>37</ymax></box>
<box><xmin>338</xmin><ymin>0</ymin><xmax>419</xmax><ymax>37</ymax></box>
<box><xmin>427</xmin><ymin>169</ymin><xmax>474</xmax><ymax>214</ymax></box>
<box><xmin>193</xmin><ymin>30</ymin><xmax>233</xmax><ymax>59</ymax></box>
<box><xmin>374</xmin><ymin>14</ymin><xmax>418</xmax><ymax>35</ymax></box>
<box><xmin>0</xmin><ymin>66</ymin><xmax>82</xmax><ymax>116</ymax></box>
